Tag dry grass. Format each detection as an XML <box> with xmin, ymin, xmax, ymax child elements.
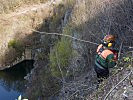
<box><xmin>0</xmin><ymin>0</ymin><xmax>48</xmax><ymax>13</ymax></box>
<box><xmin>0</xmin><ymin>0</ymin><xmax>62</xmax><ymax>68</ymax></box>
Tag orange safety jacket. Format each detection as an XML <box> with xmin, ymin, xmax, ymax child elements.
<box><xmin>97</xmin><ymin>44</ymin><xmax>114</xmax><ymax>59</ymax></box>
<box><xmin>95</xmin><ymin>44</ymin><xmax>117</xmax><ymax>69</ymax></box>
<box><xmin>97</xmin><ymin>44</ymin><xmax>118</xmax><ymax>61</ymax></box>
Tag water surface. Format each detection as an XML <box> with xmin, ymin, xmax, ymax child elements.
<box><xmin>0</xmin><ymin>60</ymin><xmax>34</xmax><ymax>100</ymax></box>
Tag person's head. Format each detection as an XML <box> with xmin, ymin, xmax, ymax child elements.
<box><xmin>102</xmin><ymin>35</ymin><xmax>116</xmax><ymax>48</ymax></box>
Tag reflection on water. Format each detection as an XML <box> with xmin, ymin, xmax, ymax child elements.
<box><xmin>0</xmin><ymin>60</ymin><xmax>34</xmax><ymax>100</ymax></box>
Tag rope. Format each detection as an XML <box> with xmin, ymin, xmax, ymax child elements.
<box><xmin>31</xmin><ymin>29</ymin><xmax>99</xmax><ymax>45</ymax></box>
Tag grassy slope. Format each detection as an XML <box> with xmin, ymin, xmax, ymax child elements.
<box><xmin>0</xmin><ymin>0</ymin><xmax>48</xmax><ymax>13</ymax></box>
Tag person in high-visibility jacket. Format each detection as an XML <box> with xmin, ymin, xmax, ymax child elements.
<box><xmin>94</xmin><ymin>35</ymin><xmax>118</xmax><ymax>83</ymax></box>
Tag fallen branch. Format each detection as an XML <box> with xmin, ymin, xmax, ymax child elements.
<box><xmin>67</xmin><ymin>90</ymin><xmax>80</xmax><ymax>100</ymax></box>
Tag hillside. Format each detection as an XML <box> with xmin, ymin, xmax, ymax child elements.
<box><xmin>0</xmin><ymin>0</ymin><xmax>133</xmax><ymax>100</ymax></box>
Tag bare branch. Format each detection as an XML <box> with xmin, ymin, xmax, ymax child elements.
<box><xmin>118</xmin><ymin>41</ymin><xmax>123</xmax><ymax>61</ymax></box>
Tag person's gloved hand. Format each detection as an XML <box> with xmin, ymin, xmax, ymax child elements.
<box><xmin>112</xmin><ymin>50</ymin><xmax>119</xmax><ymax>61</ymax></box>
<box><xmin>114</xmin><ymin>52</ymin><xmax>118</xmax><ymax>61</ymax></box>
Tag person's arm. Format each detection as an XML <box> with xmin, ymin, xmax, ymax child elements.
<box><xmin>107</xmin><ymin>54</ymin><xmax>116</xmax><ymax>68</ymax></box>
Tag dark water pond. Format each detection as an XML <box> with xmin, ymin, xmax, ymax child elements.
<box><xmin>0</xmin><ymin>60</ymin><xmax>34</xmax><ymax>100</ymax></box>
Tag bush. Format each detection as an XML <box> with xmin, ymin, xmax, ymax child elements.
<box><xmin>8</xmin><ymin>39</ymin><xmax>24</xmax><ymax>57</ymax></box>
<box><xmin>49</xmin><ymin>37</ymin><xmax>72</xmax><ymax>77</ymax></box>
<box><xmin>8</xmin><ymin>39</ymin><xmax>24</xmax><ymax>49</ymax></box>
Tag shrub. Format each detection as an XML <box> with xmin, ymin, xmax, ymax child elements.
<box><xmin>8</xmin><ymin>39</ymin><xmax>24</xmax><ymax>57</ymax></box>
<box><xmin>8</xmin><ymin>39</ymin><xmax>23</xmax><ymax>49</ymax></box>
<box><xmin>49</xmin><ymin>37</ymin><xmax>72</xmax><ymax>77</ymax></box>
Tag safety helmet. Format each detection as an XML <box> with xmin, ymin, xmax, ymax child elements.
<box><xmin>103</xmin><ymin>35</ymin><xmax>115</xmax><ymax>43</ymax></box>
<box><xmin>103</xmin><ymin>35</ymin><xmax>116</xmax><ymax>47</ymax></box>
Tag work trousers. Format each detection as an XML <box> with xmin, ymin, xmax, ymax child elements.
<box><xmin>94</xmin><ymin>64</ymin><xmax>109</xmax><ymax>83</ymax></box>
